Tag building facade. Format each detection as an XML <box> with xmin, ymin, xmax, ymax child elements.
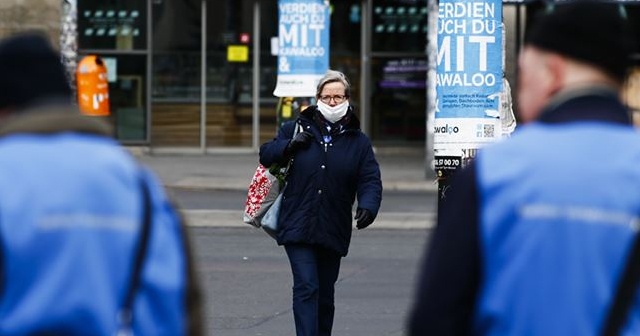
<box><xmin>73</xmin><ymin>0</ymin><xmax>432</xmax><ymax>151</ymax></box>
<box><xmin>2</xmin><ymin>0</ymin><xmax>639</xmax><ymax>151</ymax></box>
<box><xmin>0</xmin><ymin>0</ymin><xmax>61</xmax><ymax>45</ymax></box>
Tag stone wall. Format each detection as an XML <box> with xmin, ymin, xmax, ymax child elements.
<box><xmin>0</xmin><ymin>0</ymin><xmax>61</xmax><ymax>47</ymax></box>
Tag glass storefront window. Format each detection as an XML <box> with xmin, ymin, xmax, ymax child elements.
<box><xmin>78</xmin><ymin>0</ymin><xmax>147</xmax><ymax>50</ymax></box>
<box><xmin>152</xmin><ymin>52</ymin><xmax>202</xmax><ymax>102</ymax></box>
<box><xmin>77</xmin><ymin>0</ymin><xmax>432</xmax><ymax>148</ymax></box>
<box><xmin>328</xmin><ymin>0</ymin><xmax>362</xmax><ymax>115</ymax></box>
<box><xmin>371</xmin><ymin>57</ymin><xmax>427</xmax><ymax>142</ymax></box>
<box><xmin>205</xmin><ymin>56</ymin><xmax>254</xmax><ymax>147</ymax></box>
<box><xmin>151</xmin><ymin>0</ymin><xmax>202</xmax><ymax>147</ymax></box>
<box><xmin>80</xmin><ymin>54</ymin><xmax>147</xmax><ymax>141</ymax></box>
<box><xmin>77</xmin><ymin>0</ymin><xmax>150</xmax><ymax>143</ymax></box>
<box><xmin>372</xmin><ymin>0</ymin><xmax>428</xmax><ymax>53</ymax></box>
<box><xmin>330</xmin><ymin>1</ymin><xmax>362</xmax><ymax>55</ymax></box>
<box><xmin>204</xmin><ymin>0</ymin><xmax>254</xmax><ymax>147</ymax></box>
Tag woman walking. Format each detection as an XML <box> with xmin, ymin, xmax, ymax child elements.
<box><xmin>259</xmin><ymin>69</ymin><xmax>383</xmax><ymax>336</ymax></box>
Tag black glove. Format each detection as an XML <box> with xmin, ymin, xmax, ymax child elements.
<box><xmin>355</xmin><ymin>208</ymin><xmax>374</xmax><ymax>230</ymax></box>
<box><xmin>286</xmin><ymin>131</ymin><xmax>314</xmax><ymax>154</ymax></box>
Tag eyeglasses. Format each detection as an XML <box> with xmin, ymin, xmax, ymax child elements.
<box><xmin>319</xmin><ymin>95</ymin><xmax>347</xmax><ymax>104</ymax></box>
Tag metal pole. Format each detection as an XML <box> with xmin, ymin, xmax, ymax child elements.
<box><xmin>515</xmin><ymin>4</ymin><xmax>522</xmax><ymax>81</ymax></box>
<box><xmin>146</xmin><ymin>0</ymin><xmax>153</xmax><ymax>144</ymax></box>
<box><xmin>426</xmin><ymin>0</ymin><xmax>437</xmax><ymax>181</ymax></box>
<box><xmin>360</xmin><ymin>0</ymin><xmax>370</xmax><ymax>136</ymax></box>
<box><xmin>252</xmin><ymin>0</ymin><xmax>261</xmax><ymax>151</ymax></box>
<box><xmin>200</xmin><ymin>0</ymin><xmax>207</xmax><ymax>153</ymax></box>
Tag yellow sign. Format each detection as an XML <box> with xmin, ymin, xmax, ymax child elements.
<box><xmin>227</xmin><ymin>45</ymin><xmax>249</xmax><ymax>62</ymax></box>
<box><xmin>281</xmin><ymin>97</ymin><xmax>294</xmax><ymax>118</ymax></box>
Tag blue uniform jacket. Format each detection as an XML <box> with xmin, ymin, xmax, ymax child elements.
<box><xmin>0</xmin><ymin>109</ymin><xmax>194</xmax><ymax>335</ymax></box>
<box><xmin>259</xmin><ymin>106</ymin><xmax>382</xmax><ymax>256</ymax></box>
<box><xmin>409</xmin><ymin>87</ymin><xmax>640</xmax><ymax>335</ymax></box>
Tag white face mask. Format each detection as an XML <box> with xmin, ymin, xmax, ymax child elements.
<box><xmin>317</xmin><ymin>100</ymin><xmax>349</xmax><ymax>123</ymax></box>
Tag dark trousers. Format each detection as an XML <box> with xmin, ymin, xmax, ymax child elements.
<box><xmin>285</xmin><ymin>244</ymin><xmax>342</xmax><ymax>336</ymax></box>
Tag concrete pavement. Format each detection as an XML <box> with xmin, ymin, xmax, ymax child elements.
<box><xmin>130</xmin><ymin>146</ymin><xmax>438</xmax><ymax>230</ymax></box>
<box><xmin>132</xmin><ymin>146</ymin><xmax>438</xmax><ymax>192</ymax></box>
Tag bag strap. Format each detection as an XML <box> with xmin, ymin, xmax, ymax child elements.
<box><xmin>293</xmin><ymin>120</ymin><xmax>302</xmax><ymax>137</ymax></box>
<box><xmin>289</xmin><ymin>121</ymin><xmax>302</xmax><ymax>152</ymax></box>
<box><xmin>601</xmin><ymin>229</ymin><xmax>640</xmax><ymax>336</ymax></box>
<box><xmin>117</xmin><ymin>173</ymin><xmax>153</xmax><ymax>335</ymax></box>
<box><xmin>283</xmin><ymin>121</ymin><xmax>302</xmax><ymax>174</ymax></box>
<box><xmin>283</xmin><ymin>119</ymin><xmax>302</xmax><ymax>142</ymax></box>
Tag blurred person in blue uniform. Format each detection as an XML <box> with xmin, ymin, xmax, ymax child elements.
<box><xmin>409</xmin><ymin>1</ymin><xmax>640</xmax><ymax>335</ymax></box>
<box><xmin>0</xmin><ymin>32</ymin><xmax>201</xmax><ymax>335</ymax></box>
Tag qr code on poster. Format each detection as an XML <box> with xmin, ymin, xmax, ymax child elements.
<box><xmin>476</xmin><ymin>124</ymin><xmax>495</xmax><ymax>138</ymax></box>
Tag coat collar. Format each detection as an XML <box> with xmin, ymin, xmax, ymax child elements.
<box><xmin>0</xmin><ymin>105</ymin><xmax>113</xmax><ymax>137</ymax></box>
<box><xmin>537</xmin><ymin>86</ymin><xmax>631</xmax><ymax>125</ymax></box>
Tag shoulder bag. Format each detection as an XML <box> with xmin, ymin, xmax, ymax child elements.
<box><xmin>243</xmin><ymin>122</ymin><xmax>301</xmax><ymax>237</ymax></box>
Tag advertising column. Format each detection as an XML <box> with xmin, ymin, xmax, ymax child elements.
<box><xmin>434</xmin><ymin>0</ymin><xmax>502</xmax><ymax>198</ymax></box>
<box><xmin>273</xmin><ymin>0</ymin><xmax>330</xmax><ymax>98</ymax></box>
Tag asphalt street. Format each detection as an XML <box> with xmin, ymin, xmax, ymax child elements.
<box><xmin>190</xmin><ymin>226</ymin><xmax>432</xmax><ymax>336</ymax></box>
<box><xmin>138</xmin><ymin>150</ymin><xmax>437</xmax><ymax>335</ymax></box>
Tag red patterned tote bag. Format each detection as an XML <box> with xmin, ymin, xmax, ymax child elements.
<box><xmin>243</xmin><ymin>164</ymin><xmax>281</xmax><ymax>228</ymax></box>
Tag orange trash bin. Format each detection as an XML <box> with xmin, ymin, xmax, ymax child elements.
<box><xmin>76</xmin><ymin>55</ymin><xmax>110</xmax><ymax>116</ymax></box>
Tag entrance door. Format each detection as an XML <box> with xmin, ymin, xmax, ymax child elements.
<box><xmin>151</xmin><ymin>0</ymin><xmax>203</xmax><ymax>147</ymax></box>
<box><xmin>151</xmin><ymin>0</ymin><xmax>261</xmax><ymax>149</ymax></box>
<box><xmin>369</xmin><ymin>0</ymin><xmax>428</xmax><ymax>144</ymax></box>
<box><xmin>205</xmin><ymin>0</ymin><xmax>255</xmax><ymax>147</ymax></box>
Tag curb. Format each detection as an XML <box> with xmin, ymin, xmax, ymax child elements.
<box><xmin>183</xmin><ymin>209</ymin><xmax>435</xmax><ymax>230</ymax></box>
<box><xmin>164</xmin><ymin>179</ymin><xmax>439</xmax><ymax>192</ymax></box>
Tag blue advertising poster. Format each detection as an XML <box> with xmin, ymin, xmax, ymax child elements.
<box><xmin>435</xmin><ymin>0</ymin><xmax>502</xmax><ymax>119</ymax></box>
<box><xmin>273</xmin><ymin>0</ymin><xmax>330</xmax><ymax>97</ymax></box>
<box><xmin>433</xmin><ymin>0</ymin><xmax>504</xmax><ymax>177</ymax></box>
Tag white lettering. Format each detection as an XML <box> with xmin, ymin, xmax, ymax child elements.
<box><xmin>456</xmin><ymin>36</ymin><xmax>464</xmax><ymax>71</ymax></box>
<box><xmin>280</xmin><ymin>24</ymin><xmax>298</xmax><ymax>47</ymax></box>
<box><xmin>520</xmin><ymin>204</ymin><xmax>640</xmax><ymax>229</ymax></box>
<box><xmin>309</xmin><ymin>24</ymin><xmax>324</xmax><ymax>47</ymax></box>
<box><xmin>438</xmin><ymin>36</ymin><xmax>452</xmax><ymax>71</ymax></box>
<box><xmin>469</xmin><ymin>35</ymin><xmax>495</xmax><ymax>71</ymax></box>
<box><xmin>436</xmin><ymin>73</ymin><xmax>496</xmax><ymax>87</ymax></box>
<box><xmin>438</xmin><ymin>19</ymin><xmax>466</xmax><ymax>35</ymax></box>
<box><xmin>281</xmin><ymin>14</ymin><xmax>309</xmax><ymax>24</ymax></box>
<box><xmin>279</xmin><ymin>3</ymin><xmax>325</xmax><ymax>14</ymax></box>
<box><xmin>279</xmin><ymin>47</ymin><xmax>325</xmax><ymax>57</ymax></box>
<box><xmin>471</xmin><ymin>19</ymin><xmax>496</xmax><ymax>34</ymax></box>
<box><xmin>439</xmin><ymin>2</ymin><xmax>495</xmax><ymax>18</ymax></box>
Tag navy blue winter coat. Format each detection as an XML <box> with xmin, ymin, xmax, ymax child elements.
<box><xmin>259</xmin><ymin>106</ymin><xmax>382</xmax><ymax>256</ymax></box>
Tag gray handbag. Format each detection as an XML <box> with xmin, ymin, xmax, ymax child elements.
<box><xmin>261</xmin><ymin>186</ymin><xmax>284</xmax><ymax>239</ymax></box>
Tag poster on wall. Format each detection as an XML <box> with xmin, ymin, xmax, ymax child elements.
<box><xmin>273</xmin><ymin>0</ymin><xmax>330</xmax><ymax>97</ymax></box>
<box><xmin>434</xmin><ymin>0</ymin><xmax>503</xmax><ymax>164</ymax></box>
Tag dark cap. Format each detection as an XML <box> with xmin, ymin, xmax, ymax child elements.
<box><xmin>525</xmin><ymin>1</ymin><xmax>636</xmax><ymax>82</ymax></box>
<box><xmin>0</xmin><ymin>32</ymin><xmax>72</xmax><ymax>110</ymax></box>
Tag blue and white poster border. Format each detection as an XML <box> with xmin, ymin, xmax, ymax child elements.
<box><xmin>434</xmin><ymin>0</ymin><xmax>503</xmax><ymax>150</ymax></box>
<box><xmin>273</xmin><ymin>0</ymin><xmax>330</xmax><ymax>97</ymax></box>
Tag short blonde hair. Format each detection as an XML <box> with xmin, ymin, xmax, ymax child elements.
<box><xmin>316</xmin><ymin>70</ymin><xmax>351</xmax><ymax>98</ymax></box>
